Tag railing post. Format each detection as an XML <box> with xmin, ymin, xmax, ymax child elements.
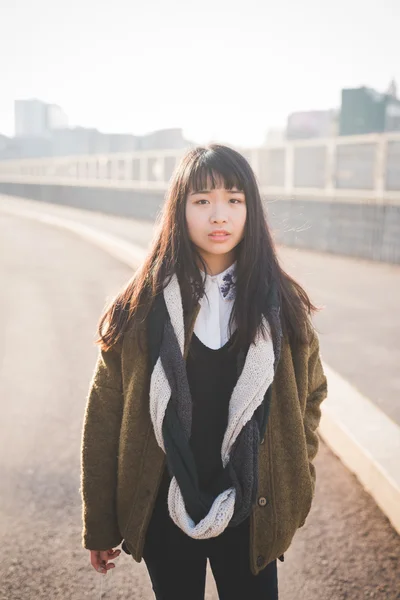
<box><xmin>159</xmin><ymin>155</ymin><xmax>166</xmax><ymax>182</ymax></box>
<box><xmin>284</xmin><ymin>144</ymin><xmax>294</xmax><ymax>196</ymax></box>
<box><xmin>140</xmin><ymin>156</ymin><xmax>148</xmax><ymax>185</ymax></box>
<box><xmin>375</xmin><ymin>136</ymin><xmax>387</xmax><ymax>199</ymax></box>
<box><xmin>124</xmin><ymin>157</ymin><xmax>131</xmax><ymax>181</ymax></box>
<box><xmin>325</xmin><ymin>138</ymin><xmax>336</xmax><ymax>195</ymax></box>
<box><xmin>251</xmin><ymin>148</ymin><xmax>260</xmax><ymax>181</ymax></box>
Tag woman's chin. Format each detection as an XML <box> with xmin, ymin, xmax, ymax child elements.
<box><xmin>200</xmin><ymin>243</ymin><xmax>236</xmax><ymax>257</ymax></box>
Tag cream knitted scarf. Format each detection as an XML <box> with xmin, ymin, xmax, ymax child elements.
<box><xmin>148</xmin><ymin>273</ymin><xmax>281</xmax><ymax>539</ymax></box>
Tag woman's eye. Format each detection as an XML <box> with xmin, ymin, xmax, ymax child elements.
<box><xmin>194</xmin><ymin>198</ymin><xmax>243</xmax><ymax>205</ymax></box>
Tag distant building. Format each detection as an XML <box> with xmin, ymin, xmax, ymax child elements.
<box><xmin>49</xmin><ymin>127</ymin><xmax>187</xmax><ymax>156</ymax></box>
<box><xmin>47</xmin><ymin>104</ymin><xmax>69</xmax><ymax>130</ymax></box>
<box><xmin>339</xmin><ymin>85</ymin><xmax>400</xmax><ymax>136</ymax></box>
<box><xmin>385</xmin><ymin>79</ymin><xmax>400</xmax><ymax>132</ymax></box>
<box><xmin>138</xmin><ymin>128</ymin><xmax>189</xmax><ymax>151</ymax></box>
<box><xmin>264</xmin><ymin>128</ymin><xmax>285</xmax><ymax>145</ymax></box>
<box><xmin>387</xmin><ymin>79</ymin><xmax>398</xmax><ymax>99</ymax></box>
<box><xmin>385</xmin><ymin>102</ymin><xmax>400</xmax><ymax>133</ymax></box>
<box><xmin>286</xmin><ymin>109</ymin><xmax>338</xmax><ymax>140</ymax></box>
<box><xmin>0</xmin><ymin>134</ymin><xmax>10</xmax><ymax>153</ymax></box>
<box><xmin>1</xmin><ymin>123</ymin><xmax>190</xmax><ymax>160</ymax></box>
<box><xmin>50</xmin><ymin>127</ymin><xmax>102</xmax><ymax>156</ymax></box>
<box><xmin>14</xmin><ymin>99</ymin><xmax>49</xmax><ymax>138</ymax></box>
<box><xmin>14</xmin><ymin>99</ymin><xmax>69</xmax><ymax>138</ymax></box>
<box><xmin>103</xmin><ymin>133</ymin><xmax>140</xmax><ymax>153</ymax></box>
<box><xmin>5</xmin><ymin>98</ymin><xmax>189</xmax><ymax>158</ymax></box>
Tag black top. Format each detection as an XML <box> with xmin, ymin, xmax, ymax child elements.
<box><xmin>186</xmin><ymin>330</ymin><xmax>240</xmax><ymax>490</ymax></box>
<box><xmin>157</xmin><ymin>329</ymin><xmax>240</xmax><ymax>501</ymax></box>
<box><xmin>144</xmin><ymin>332</ymin><xmax>251</xmax><ymax>554</ymax></box>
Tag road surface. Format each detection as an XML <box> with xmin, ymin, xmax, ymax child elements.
<box><xmin>0</xmin><ymin>212</ymin><xmax>399</xmax><ymax>599</ymax></box>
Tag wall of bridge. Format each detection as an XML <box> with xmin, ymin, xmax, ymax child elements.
<box><xmin>1</xmin><ymin>134</ymin><xmax>400</xmax><ymax>264</ymax></box>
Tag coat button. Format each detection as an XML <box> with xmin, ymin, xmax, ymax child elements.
<box><xmin>258</xmin><ymin>496</ymin><xmax>268</xmax><ymax>507</ymax></box>
<box><xmin>256</xmin><ymin>555</ymin><xmax>264</xmax><ymax>567</ymax></box>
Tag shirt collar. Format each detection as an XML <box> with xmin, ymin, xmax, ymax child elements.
<box><xmin>201</xmin><ymin>261</ymin><xmax>237</xmax><ymax>302</ymax></box>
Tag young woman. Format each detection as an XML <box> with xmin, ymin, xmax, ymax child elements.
<box><xmin>80</xmin><ymin>144</ymin><xmax>327</xmax><ymax>600</ymax></box>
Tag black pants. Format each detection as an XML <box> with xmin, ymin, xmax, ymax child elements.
<box><xmin>143</xmin><ymin>480</ymin><xmax>278</xmax><ymax>600</ymax></box>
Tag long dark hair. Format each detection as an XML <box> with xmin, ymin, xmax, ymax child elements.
<box><xmin>97</xmin><ymin>143</ymin><xmax>318</xmax><ymax>352</ymax></box>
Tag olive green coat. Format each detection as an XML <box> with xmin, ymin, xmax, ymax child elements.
<box><xmin>80</xmin><ymin>302</ymin><xmax>327</xmax><ymax>575</ymax></box>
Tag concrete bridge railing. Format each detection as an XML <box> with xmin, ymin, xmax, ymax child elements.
<box><xmin>1</xmin><ymin>132</ymin><xmax>400</xmax><ymax>263</ymax></box>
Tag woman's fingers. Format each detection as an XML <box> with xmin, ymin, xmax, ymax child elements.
<box><xmin>97</xmin><ymin>561</ymin><xmax>115</xmax><ymax>574</ymax></box>
<box><xmin>89</xmin><ymin>549</ymin><xmax>121</xmax><ymax>574</ymax></box>
<box><xmin>90</xmin><ymin>551</ymin><xmax>107</xmax><ymax>573</ymax></box>
<box><xmin>90</xmin><ymin>551</ymin><xmax>104</xmax><ymax>573</ymax></box>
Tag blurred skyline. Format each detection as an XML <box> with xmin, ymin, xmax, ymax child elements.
<box><xmin>1</xmin><ymin>0</ymin><xmax>399</xmax><ymax>147</ymax></box>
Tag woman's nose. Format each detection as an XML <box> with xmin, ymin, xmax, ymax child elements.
<box><xmin>211</xmin><ymin>213</ymin><xmax>227</xmax><ymax>223</ymax></box>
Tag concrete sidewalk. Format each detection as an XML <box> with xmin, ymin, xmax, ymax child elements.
<box><xmin>1</xmin><ymin>193</ymin><xmax>399</xmax><ymax>537</ymax></box>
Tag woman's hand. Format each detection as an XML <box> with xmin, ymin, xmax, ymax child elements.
<box><xmin>90</xmin><ymin>548</ymin><xmax>121</xmax><ymax>574</ymax></box>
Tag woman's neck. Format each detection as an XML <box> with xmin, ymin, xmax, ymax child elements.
<box><xmin>198</xmin><ymin>252</ymin><xmax>236</xmax><ymax>276</ymax></box>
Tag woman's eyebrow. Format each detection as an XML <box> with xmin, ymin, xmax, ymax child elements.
<box><xmin>189</xmin><ymin>189</ymin><xmax>244</xmax><ymax>195</ymax></box>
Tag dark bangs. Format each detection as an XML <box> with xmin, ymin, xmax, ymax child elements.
<box><xmin>181</xmin><ymin>146</ymin><xmax>247</xmax><ymax>196</ymax></box>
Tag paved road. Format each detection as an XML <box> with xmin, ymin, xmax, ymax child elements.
<box><xmin>0</xmin><ymin>213</ymin><xmax>399</xmax><ymax>599</ymax></box>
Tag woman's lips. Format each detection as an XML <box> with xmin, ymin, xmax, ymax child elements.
<box><xmin>208</xmin><ymin>233</ymin><xmax>231</xmax><ymax>242</ymax></box>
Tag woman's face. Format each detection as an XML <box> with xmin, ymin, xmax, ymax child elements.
<box><xmin>185</xmin><ymin>183</ymin><xmax>247</xmax><ymax>266</ymax></box>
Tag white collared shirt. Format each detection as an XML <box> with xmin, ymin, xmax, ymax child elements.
<box><xmin>194</xmin><ymin>262</ymin><xmax>237</xmax><ymax>350</ymax></box>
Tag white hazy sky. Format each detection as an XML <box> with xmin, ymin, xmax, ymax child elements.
<box><xmin>1</xmin><ymin>0</ymin><xmax>399</xmax><ymax>146</ymax></box>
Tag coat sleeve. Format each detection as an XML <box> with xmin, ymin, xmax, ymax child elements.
<box><xmin>80</xmin><ymin>342</ymin><xmax>124</xmax><ymax>551</ymax></box>
<box><xmin>304</xmin><ymin>329</ymin><xmax>328</xmax><ymax>495</ymax></box>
